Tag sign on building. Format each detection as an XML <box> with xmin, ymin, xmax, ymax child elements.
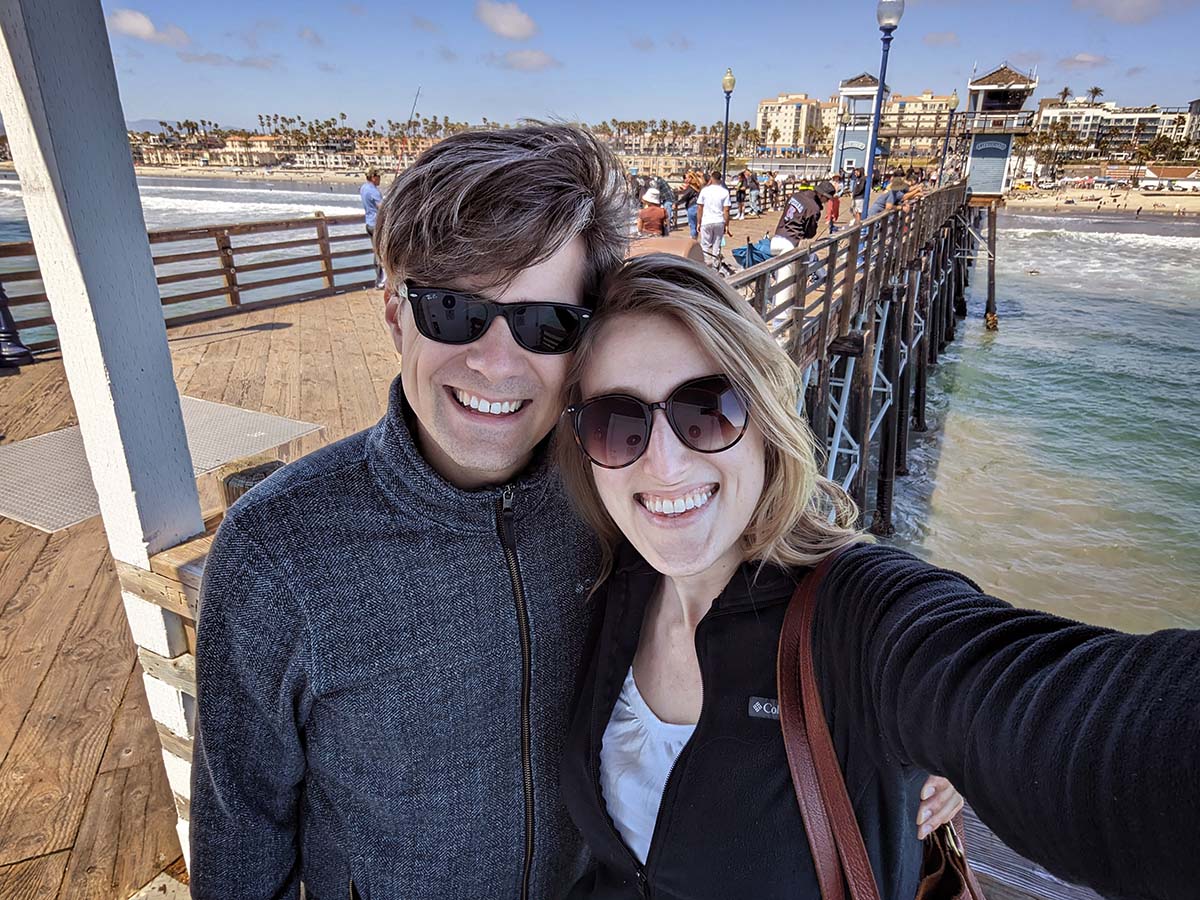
<box><xmin>966</xmin><ymin>134</ymin><xmax>1014</xmax><ymax>195</ymax></box>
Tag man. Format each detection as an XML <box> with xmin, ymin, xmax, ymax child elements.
<box><xmin>868</xmin><ymin>173</ymin><xmax>922</xmax><ymax>218</ymax></box>
<box><xmin>360</xmin><ymin>167</ymin><xmax>384</xmax><ymax>287</ymax></box>
<box><xmin>696</xmin><ymin>170</ymin><xmax>731</xmax><ymax>269</ymax></box>
<box><xmin>769</xmin><ymin>179</ymin><xmax>836</xmax><ymax>306</ymax></box>
<box><xmin>191</xmin><ymin>125</ymin><xmax>629</xmax><ymax>900</ymax></box>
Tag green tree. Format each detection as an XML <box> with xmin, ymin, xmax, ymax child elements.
<box><xmin>1086</xmin><ymin>86</ymin><xmax>1104</xmax><ymax>105</ymax></box>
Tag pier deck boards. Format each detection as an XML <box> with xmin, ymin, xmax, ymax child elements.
<box><xmin>0</xmin><ymin>289</ymin><xmax>397</xmax><ymax>898</ymax></box>
<box><xmin>0</xmin><ymin>287</ymin><xmax>1106</xmax><ymax>900</ymax></box>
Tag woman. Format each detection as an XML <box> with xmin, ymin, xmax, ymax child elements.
<box><xmin>734</xmin><ymin>171</ymin><xmax>747</xmax><ymax>219</ymax></box>
<box><xmin>556</xmin><ymin>254</ymin><xmax>1199</xmax><ymax>899</ymax></box>
<box><xmin>636</xmin><ymin>188</ymin><xmax>669</xmax><ymax>237</ymax></box>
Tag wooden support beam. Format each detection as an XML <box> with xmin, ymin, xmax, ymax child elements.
<box><xmin>986</xmin><ymin>202</ymin><xmax>999</xmax><ymax>330</ymax></box>
<box><xmin>895</xmin><ymin>265</ymin><xmax>916</xmax><ymax>475</ymax></box>
<box><xmin>870</xmin><ymin>289</ymin><xmax>901</xmax><ymax>537</ymax></box>
<box><xmin>0</xmin><ymin>0</ymin><xmax>204</xmax><ymax>567</ymax></box>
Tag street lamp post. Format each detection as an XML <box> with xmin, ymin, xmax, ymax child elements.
<box><xmin>862</xmin><ymin>0</ymin><xmax>905</xmax><ymax>218</ymax></box>
<box><xmin>721</xmin><ymin>67</ymin><xmax>736</xmax><ymax>184</ymax></box>
<box><xmin>937</xmin><ymin>89</ymin><xmax>960</xmax><ymax>186</ymax></box>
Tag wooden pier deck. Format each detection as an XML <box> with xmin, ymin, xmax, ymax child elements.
<box><xmin>1</xmin><ymin>283</ymin><xmax>1105</xmax><ymax>900</ymax></box>
<box><xmin>0</xmin><ymin>288</ymin><xmax>398</xmax><ymax>898</ymax></box>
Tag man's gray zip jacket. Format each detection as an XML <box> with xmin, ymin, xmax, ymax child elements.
<box><xmin>191</xmin><ymin>376</ymin><xmax>601</xmax><ymax>899</ymax></box>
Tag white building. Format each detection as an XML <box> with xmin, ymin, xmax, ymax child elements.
<box><xmin>757</xmin><ymin>93</ymin><xmax>823</xmax><ymax>156</ymax></box>
<box><xmin>1036</xmin><ymin>98</ymin><xmax>1190</xmax><ymax>153</ymax></box>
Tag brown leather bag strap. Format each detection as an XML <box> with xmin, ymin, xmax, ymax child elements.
<box><xmin>796</xmin><ymin>544</ymin><xmax>883</xmax><ymax>900</ymax></box>
<box><xmin>778</xmin><ymin>565</ymin><xmax>847</xmax><ymax>900</ymax></box>
<box><xmin>779</xmin><ymin>543</ymin><xmax>883</xmax><ymax>900</ymax></box>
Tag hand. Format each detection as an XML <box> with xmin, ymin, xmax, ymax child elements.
<box><xmin>916</xmin><ymin>775</ymin><xmax>963</xmax><ymax>840</ymax></box>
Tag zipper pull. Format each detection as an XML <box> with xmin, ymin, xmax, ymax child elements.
<box><xmin>502</xmin><ymin>485</ymin><xmax>515</xmax><ymax>517</ymax></box>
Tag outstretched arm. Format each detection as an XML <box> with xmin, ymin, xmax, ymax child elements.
<box><xmin>814</xmin><ymin>544</ymin><xmax>1200</xmax><ymax>900</ymax></box>
<box><xmin>191</xmin><ymin>516</ymin><xmax>312</xmax><ymax>899</ymax></box>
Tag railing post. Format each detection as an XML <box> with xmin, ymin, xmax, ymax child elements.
<box><xmin>912</xmin><ymin>251</ymin><xmax>930</xmax><ymax>434</ymax></box>
<box><xmin>787</xmin><ymin>259</ymin><xmax>809</xmax><ymax>363</ymax></box>
<box><xmin>812</xmin><ymin>242</ymin><xmax>839</xmax><ymax>444</ymax></box>
<box><xmin>754</xmin><ymin>271</ymin><xmax>772</xmax><ymax>319</ymax></box>
<box><xmin>215</xmin><ymin>231</ymin><xmax>240</xmax><ymax>307</ymax></box>
<box><xmin>839</xmin><ymin>224</ymin><xmax>864</xmax><ymax>335</ymax></box>
<box><xmin>871</xmin><ymin>286</ymin><xmax>901</xmax><ymax>536</ymax></box>
<box><xmin>895</xmin><ymin>263</ymin><xmax>916</xmax><ymax>474</ymax></box>
<box><xmin>314</xmin><ymin>211</ymin><xmax>335</xmax><ymax>290</ymax></box>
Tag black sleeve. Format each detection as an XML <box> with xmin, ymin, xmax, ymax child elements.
<box><xmin>813</xmin><ymin>544</ymin><xmax>1200</xmax><ymax>900</ymax></box>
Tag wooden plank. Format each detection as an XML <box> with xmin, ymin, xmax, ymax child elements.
<box><xmin>216</xmin><ymin>304</ymin><xmax>276</xmax><ymax>411</ymax></box>
<box><xmin>137</xmin><ymin>649</ymin><xmax>196</xmax><ymax>698</ymax></box>
<box><xmin>0</xmin><ymin>849</ymin><xmax>69</xmax><ymax>899</ymax></box>
<box><xmin>0</xmin><ymin>518</ymin><xmax>50</xmax><ymax>620</ymax></box>
<box><xmin>148</xmin><ymin>532</ymin><xmax>214</xmax><ymax>597</ymax></box>
<box><xmin>0</xmin><ymin>524</ymin><xmax>109</xmax><ymax>769</ymax></box>
<box><xmin>345</xmin><ymin>288</ymin><xmax>400</xmax><ymax>413</ymax></box>
<box><xmin>159</xmin><ymin>284</ymin><xmax>231</xmax><ymax>306</ymax></box>
<box><xmin>297</xmin><ymin>281</ymin><xmax>344</xmax><ymax>444</ymax></box>
<box><xmin>325</xmin><ymin>293</ymin><xmax>386</xmax><ymax>434</ymax></box>
<box><xmin>55</xmin><ymin>762</ymin><xmax>179</xmax><ymax>900</ymax></box>
<box><xmin>149</xmin><ymin>216</ymin><xmax>318</xmax><ymax>243</ymax></box>
<box><xmin>155</xmin><ymin>266</ymin><xmax>226</xmax><ymax>286</ymax></box>
<box><xmin>1</xmin><ymin>267</ymin><xmax>43</xmax><ymax>283</ymax></box>
<box><xmin>231</xmin><ymin>251</ymin><xmax>325</xmax><ymax>275</ymax></box>
<box><xmin>0</xmin><ymin>240</ymin><xmax>36</xmax><ymax>258</ymax></box>
<box><xmin>236</xmin><ymin>269</ymin><xmax>326</xmax><ymax>293</ymax></box>
<box><xmin>154</xmin><ymin>723</ymin><xmax>193</xmax><ymax>766</ymax></box>
<box><xmin>230</xmin><ymin>234</ymin><xmax>321</xmax><ymax>256</ymax></box>
<box><xmin>115</xmin><ymin>562</ymin><xmax>197</xmax><ymax>621</ymax></box>
<box><xmin>0</xmin><ymin>553</ymin><xmax>135</xmax><ymax>865</ymax></box>
<box><xmin>98</xmin><ymin>664</ymin><xmax>162</xmax><ymax>774</ymax></box>
<box><xmin>152</xmin><ymin>246</ymin><xmax>223</xmax><ymax>266</ymax></box>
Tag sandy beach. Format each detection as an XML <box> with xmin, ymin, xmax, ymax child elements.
<box><xmin>1004</xmin><ymin>186</ymin><xmax>1200</xmax><ymax>217</ymax></box>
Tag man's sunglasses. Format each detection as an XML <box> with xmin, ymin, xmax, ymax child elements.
<box><xmin>566</xmin><ymin>375</ymin><xmax>750</xmax><ymax>469</ymax></box>
<box><xmin>405</xmin><ymin>283</ymin><xmax>592</xmax><ymax>355</ymax></box>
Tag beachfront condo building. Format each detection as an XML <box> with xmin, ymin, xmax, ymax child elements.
<box><xmin>757</xmin><ymin>93</ymin><xmax>824</xmax><ymax>157</ymax></box>
<box><xmin>1036</xmin><ymin>97</ymin><xmax>1193</xmax><ymax>159</ymax></box>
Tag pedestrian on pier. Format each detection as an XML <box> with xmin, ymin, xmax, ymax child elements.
<box><xmin>637</xmin><ymin>187</ymin><xmax>669</xmax><ymax>237</ymax></box>
<box><xmin>678</xmin><ymin>172</ymin><xmax>702</xmax><ymax>239</ymax></box>
<box><xmin>697</xmin><ymin>170</ymin><xmax>732</xmax><ymax>268</ymax></box>
<box><xmin>748</xmin><ymin>170</ymin><xmax>762</xmax><ymax>216</ymax></box>
<box><xmin>360</xmin><ymin>167</ymin><xmax>384</xmax><ymax>287</ymax></box>
<box><xmin>735</xmin><ymin>171</ymin><xmax>748</xmax><ymax>219</ymax></box>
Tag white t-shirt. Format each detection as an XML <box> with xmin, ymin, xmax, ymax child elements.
<box><xmin>697</xmin><ymin>184</ymin><xmax>731</xmax><ymax>226</ymax></box>
<box><xmin>600</xmin><ymin>666</ymin><xmax>696</xmax><ymax>863</ymax></box>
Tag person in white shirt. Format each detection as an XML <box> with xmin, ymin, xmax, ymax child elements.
<box><xmin>695</xmin><ymin>171</ymin><xmax>731</xmax><ymax>269</ymax></box>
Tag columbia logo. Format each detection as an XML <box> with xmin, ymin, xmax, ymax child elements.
<box><xmin>748</xmin><ymin>697</ymin><xmax>780</xmax><ymax>720</ymax></box>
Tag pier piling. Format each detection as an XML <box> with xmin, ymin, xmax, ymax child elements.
<box><xmin>871</xmin><ymin>287</ymin><xmax>902</xmax><ymax>536</ymax></box>
<box><xmin>985</xmin><ymin>203</ymin><xmax>999</xmax><ymax>330</ymax></box>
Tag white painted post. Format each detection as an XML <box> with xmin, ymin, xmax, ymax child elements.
<box><xmin>0</xmin><ymin>0</ymin><xmax>205</xmax><ymax>876</ymax></box>
<box><xmin>0</xmin><ymin>0</ymin><xmax>204</xmax><ymax>569</ymax></box>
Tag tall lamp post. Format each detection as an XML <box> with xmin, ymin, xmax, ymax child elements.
<box><xmin>937</xmin><ymin>90</ymin><xmax>960</xmax><ymax>186</ymax></box>
<box><xmin>721</xmin><ymin>67</ymin><xmax>736</xmax><ymax>184</ymax></box>
<box><xmin>861</xmin><ymin>0</ymin><xmax>905</xmax><ymax>218</ymax></box>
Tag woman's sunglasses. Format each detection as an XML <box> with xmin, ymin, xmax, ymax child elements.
<box><xmin>566</xmin><ymin>375</ymin><xmax>750</xmax><ymax>469</ymax></box>
<box><xmin>405</xmin><ymin>283</ymin><xmax>592</xmax><ymax>355</ymax></box>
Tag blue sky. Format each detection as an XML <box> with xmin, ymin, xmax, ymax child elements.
<box><xmin>104</xmin><ymin>0</ymin><xmax>1200</xmax><ymax>130</ymax></box>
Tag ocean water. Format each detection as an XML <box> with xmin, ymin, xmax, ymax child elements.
<box><xmin>0</xmin><ymin>174</ymin><xmax>373</xmax><ymax>340</ymax></box>
<box><xmin>891</xmin><ymin>210</ymin><xmax>1200</xmax><ymax>632</ymax></box>
<box><xmin>0</xmin><ymin>178</ymin><xmax>1195</xmax><ymax>632</ymax></box>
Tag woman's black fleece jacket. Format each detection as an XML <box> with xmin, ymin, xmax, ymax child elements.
<box><xmin>560</xmin><ymin>542</ymin><xmax>1200</xmax><ymax>900</ymax></box>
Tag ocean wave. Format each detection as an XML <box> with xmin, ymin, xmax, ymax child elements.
<box><xmin>137</xmin><ymin>195</ymin><xmax>361</xmax><ymax>217</ymax></box>
<box><xmin>139</xmin><ymin>183</ymin><xmax>356</xmax><ymax>200</ymax></box>
<box><xmin>1003</xmin><ymin>227</ymin><xmax>1200</xmax><ymax>252</ymax></box>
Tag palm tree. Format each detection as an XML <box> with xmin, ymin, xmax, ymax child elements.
<box><xmin>1057</xmin><ymin>86</ymin><xmax>1072</xmax><ymax>105</ymax></box>
<box><xmin>1086</xmin><ymin>86</ymin><xmax>1104</xmax><ymax>106</ymax></box>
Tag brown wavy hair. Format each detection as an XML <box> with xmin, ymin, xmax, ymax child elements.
<box><xmin>374</xmin><ymin>123</ymin><xmax>629</xmax><ymax>296</ymax></box>
<box><xmin>556</xmin><ymin>253</ymin><xmax>864</xmax><ymax>586</ymax></box>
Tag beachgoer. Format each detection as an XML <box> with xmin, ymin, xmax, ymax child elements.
<box><xmin>734</xmin><ymin>171</ymin><xmax>747</xmax><ymax>219</ymax></box>
<box><xmin>748</xmin><ymin>171</ymin><xmax>762</xmax><ymax>216</ymax></box>
<box><xmin>189</xmin><ymin>124</ymin><xmax>632</xmax><ymax>900</ymax></box>
<box><xmin>868</xmin><ymin>174</ymin><xmax>922</xmax><ymax>217</ymax></box>
<box><xmin>769</xmin><ymin>179</ymin><xmax>835</xmax><ymax>306</ymax></box>
<box><xmin>678</xmin><ymin>172</ymin><xmax>702</xmax><ymax>239</ymax></box>
<box><xmin>826</xmin><ymin>173</ymin><xmax>843</xmax><ymax>234</ymax></box>
<box><xmin>696</xmin><ymin>171</ymin><xmax>732</xmax><ymax>269</ymax></box>
<box><xmin>637</xmin><ymin>187</ymin><xmax>669</xmax><ymax>237</ymax></box>
<box><xmin>360</xmin><ymin>167</ymin><xmax>384</xmax><ymax>287</ymax></box>
<box><xmin>556</xmin><ymin>252</ymin><xmax>1200</xmax><ymax>900</ymax></box>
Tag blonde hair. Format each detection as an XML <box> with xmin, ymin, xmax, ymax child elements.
<box><xmin>557</xmin><ymin>253</ymin><xmax>863</xmax><ymax>586</ymax></box>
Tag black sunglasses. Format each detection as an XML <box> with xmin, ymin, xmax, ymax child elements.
<box><xmin>405</xmin><ymin>283</ymin><xmax>592</xmax><ymax>355</ymax></box>
<box><xmin>566</xmin><ymin>375</ymin><xmax>750</xmax><ymax>469</ymax></box>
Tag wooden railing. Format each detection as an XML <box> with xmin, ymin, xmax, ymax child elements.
<box><xmin>3</xmin><ymin>212</ymin><xmax>376</xmax><ymax>351</ymax></box>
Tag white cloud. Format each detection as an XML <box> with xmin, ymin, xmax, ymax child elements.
<box><xmin>298</xmin><ymin>26</ymin><xmax>324</xmax><ymax>47</ymax></box>
<box><xmin>488</xmin><ymin>49</ymin><xmax>560</xmax><ymax>71</ymax></box>
<box><xmin>107</xmin><ymin>9</ymin><xmax>190</xmax><ymax>47</ymax></box>
<box><xmin>1058</xmin><ymin>52</ymin><xmax>1111</xmax><ymax>70</ymax></box>
<box><xmin>922</xmin><ymin>31</ymin><xmax>960</xmax><ymax>46</ymax></box>
<box><xmin>1071</xmin><ymin>0</ymin><xmax>1169</xmax><ymax>23</ymax></box>
<box><xmin>178</xmin><ymin>51</ymin><xmax>279</xmax><ymax>70</ymax></box>
<box><xmin>475</xmin><ymin>0</ymin><xmax>538</xmax><ymax>40</ymax></box>
<box><xmin>412</xmin><ymin>15</ymin><xmax>440</xmax><ymax>33</ymax></box>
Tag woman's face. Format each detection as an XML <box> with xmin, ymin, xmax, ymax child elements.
<box><xmin>579</xmin><ymin>312</ymin><xmax>766</xmax><ymax>580</ymax></box>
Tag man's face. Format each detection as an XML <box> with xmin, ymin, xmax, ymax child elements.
<box><xmin>384</xmin><ymin>237</ymin><xmax>588</xmax><ymax>490</ymax></box>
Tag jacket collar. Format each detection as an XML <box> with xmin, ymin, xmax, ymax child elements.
<box><xmin>366</xmin><ymin>375</ymin><xmax>560</xmax><ymax>534</ymax></box>
<box><xmin>612</xmin><ymin>541</ymin><xmax>800</xmax><ymax>615</ymax></box>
